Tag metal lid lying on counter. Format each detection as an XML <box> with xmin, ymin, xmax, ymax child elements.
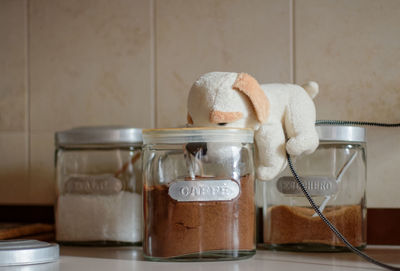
<box><xmin>0</xmin><ymin>240</ymin><xmax>59</xmax><ymax>266</ymax></box>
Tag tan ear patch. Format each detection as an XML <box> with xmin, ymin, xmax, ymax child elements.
<box><xmin>210</xmin><ymin>110</ymin><xmax>243</xmax><ymax>124</ymax></box>
<box><xmin>187</xmin><ymin>113</ymin><xmax>193</xmax><ymax>125</ymax></box>
<box><xmin>232</xmin><ymin>73</ymin><xmax>270</xmax><ymax>123</ymax></box>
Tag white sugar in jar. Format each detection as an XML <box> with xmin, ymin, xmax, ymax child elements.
<box><xmin>55</xmin><ymin>126</ymin><xmax>143</xmax><ymax>245</ymax></box>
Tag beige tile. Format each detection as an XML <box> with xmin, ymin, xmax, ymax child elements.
<box><xmin>29</xmin><ymin>132</ymin><xmax>55</xmax><ymax>204</ymax></box>
<box><xmin>295</xmin><ymin>0</ymin><xmax>400</xmax><ymax>207</ymax></box>
<box><xmin>295</xmin><ymin>0</ymin><xmax>400</xmax><ymax>122</ymax></box>
<box><xmin>29</xmin><ymin>0</ymin><xmax>152</xmax><ymax>133</ymax></box>
<box><xmin>156</xmin><ymin>0</ymin><xmax>291</xmax><ymax>128</ymax></box>
<box><xmin>0</xmin><ymin>132</ymin><xmax>29</xmax><ymax>204</ymax></box>
<box><xmin>0</xmin><ymin>0</ymin><xmax>27</xmax><ymax>131</ymax></box>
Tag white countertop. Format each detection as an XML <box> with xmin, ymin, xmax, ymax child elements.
<box><xmin>3</xmin><ymin>245</ymin><xmax>400</xmax><ymax>271</ymax></box>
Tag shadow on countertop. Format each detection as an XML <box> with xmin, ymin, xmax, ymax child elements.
<box><xmin>60</xmin><ymin>245</ymin><xmax>146</xmax><ymax>261</ymax></box>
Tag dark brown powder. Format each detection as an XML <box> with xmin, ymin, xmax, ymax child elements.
<box><xmin>143</xmin><ymin>175</ymin><xmax>255</xmax><ymax>258</ymax></box>
<box><xmin>264</xmin><ymin>205</ymin><xmax>364</xmax><ymax>247</ymax></box>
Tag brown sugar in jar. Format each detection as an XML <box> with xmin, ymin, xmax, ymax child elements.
<box><xmin>264</xmin><ymin>205</ymin><xmax>364</xmax><ymax>250</ymax></box>
<box><xmin>258</xmin><ymin>125</ymin><xmax>367</xmax><ymax>252</ymax></box>
<box><xmin>143</xmin><ymin>175</ymin><xmax>255</xmax><ymax>259</ymax></box>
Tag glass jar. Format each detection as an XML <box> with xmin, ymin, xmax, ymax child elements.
<box><xmin>55</xmin><ymin>126</ymin><xmax>143</xmax><ymax>245</ymax></box>
<box><xmin>258</xmin><ymin>125</ymin><xmax>367</xmax><ymax>251</ymax></box>
<box><xmin>142</xmin><ymin>128</ymin><xmax>255</xmax><ymax>261</ymax></box>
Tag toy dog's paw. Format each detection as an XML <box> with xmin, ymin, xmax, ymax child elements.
<box><xmin>286</xmin><ymin>133</ymin><xmax>319</xmax><ymax>156</ymax></box>
<box><xmin>257</xmin><ymin>165</ymin><xmax>282</xmax><ymax>181</ymax></box>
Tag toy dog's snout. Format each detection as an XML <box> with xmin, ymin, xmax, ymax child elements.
<box><xmin>210</xmin><ymin>110</ymin><xmax>243</xmax><ymax>125</ymax></box>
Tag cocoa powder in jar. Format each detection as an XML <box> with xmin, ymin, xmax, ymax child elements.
<box><xmin>143</xmin><ymin>175</ymin><xmax>255</xmax><ymax>258</ymax></box>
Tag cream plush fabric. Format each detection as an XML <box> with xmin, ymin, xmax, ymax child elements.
<box><xmin>187</xmin><ymin>72</ymin><xmax>319</xmax><ymax>181</ymax></box>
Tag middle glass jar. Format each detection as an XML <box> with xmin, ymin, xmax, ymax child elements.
<box><xmin>142</xmin><ymin>128</ymin><xmax>256</xmax><ymax>261</ymax></box>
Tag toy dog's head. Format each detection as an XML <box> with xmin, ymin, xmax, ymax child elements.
<box><xmin>187</xmin><ymin>72</ymin><xmax>270</xmax><ymax>129</ymax></box>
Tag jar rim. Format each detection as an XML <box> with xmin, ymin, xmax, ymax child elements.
<box><xmin>55</xmin><ymin>126</ymin><xmax>143</xmax><ymax>147</ymax></box>
<box><xmin>143</xmin><ymin>127</ymin><xmax>254</xmax><ymax>144</ymax></box>
<box><xmin>316</xmin><ymin>125</ymin><xmax>366</xmax><ymax>143</ymax></box>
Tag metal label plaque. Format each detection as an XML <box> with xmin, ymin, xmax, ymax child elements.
<box><xmin>168</xmin><ymin>180</ymin><xmax>240</xmax><ymax>202</ymax></box>
<box><xmin>64</xmin><ymin>174</ymin><xmax>123</xmax><ymax>195</ymax></box>
<box><xmin>277</xmin><ymin>176</ymin><xmax>338</xmax><ymax>196</ymax></box>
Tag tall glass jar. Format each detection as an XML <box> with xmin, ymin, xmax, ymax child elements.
<box><xmin>55</xmin><ymin>126</ymin><xmax>143</xmax><ymax>245</ymax></box>
<box><xmin>258</xmin><ymin>125</ymin><xmax>367</xmax><ymax>251</ymax></box>
<box><xmin>142</xmin><ymin>128</ymin><xmax>255</xmax><ymax>261</ymax></box>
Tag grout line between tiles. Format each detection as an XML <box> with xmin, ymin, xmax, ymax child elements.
<box><xmin>26</xmin><ymin>0</ymin><xmax>31</xmax><ymax>198</ymax></box>
<box><xmin>290</xmin><ymin>0</ymin><xmax>295</xmax><ymax>84</ymax></box>
<box><xmin>150</xmin><ymin>0</ymin><xmax>157</xmax><ymax>129</ymax></box>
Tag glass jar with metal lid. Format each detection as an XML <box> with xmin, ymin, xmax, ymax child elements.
<box><xmin>142</xmin><ymin>128</ymin><xmax>256</xmax><ymax>261</ymax></box>
<box><xmin>258</xmin><ymin>125</ymin><xmax>366</xmax><ymax>251</ymax></box>
<box><xmin>55</xmin><ymin>126</ymin><xmax>143</xmax><ymax>245</ymax></box>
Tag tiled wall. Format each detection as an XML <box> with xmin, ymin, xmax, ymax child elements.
<box><xmin>0</xmin><ymin>0</ymin><xmax>399</xmax><ymax>207</ymax></box>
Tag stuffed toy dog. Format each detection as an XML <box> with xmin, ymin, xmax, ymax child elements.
<box><xmin>187</xmin><ymin>72</ymin><xmax>319</xmax><ymax>181</ymax></box>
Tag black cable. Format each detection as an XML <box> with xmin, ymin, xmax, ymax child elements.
<box><xmin>286</xmin><ymin>120</ymin><xmax>400</xmax><ymax>271</ymax></box>
<box><xmin>316</xmin><ymin>120</ymin><xmax>400</xmax><ymax>127</ymax></box>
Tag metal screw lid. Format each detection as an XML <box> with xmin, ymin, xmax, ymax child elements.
<box><xmin>0</xmin><ymin>240</ymin><xmax>59</xmax><ymax>266</ymax></box>
<box><xmin>316</xmin><ymin>125</ymin><xmax>366</xmax><ymax>143</ymax></box>
<box><xmin>55</xmin><ymin>126</ymin><xmax>143</xmax><ymax>147</ymax></box>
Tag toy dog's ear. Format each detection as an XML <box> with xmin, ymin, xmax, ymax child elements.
<box><xmin>233</xmin><ymin>73</ymin><xmax>270</xmax><ymax>123</ymax></box>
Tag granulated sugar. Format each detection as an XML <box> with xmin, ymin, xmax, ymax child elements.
<box><xmin>56</xmin><ymin>191</ymin><xmax>141</xmax><ymax>243</ymax></box>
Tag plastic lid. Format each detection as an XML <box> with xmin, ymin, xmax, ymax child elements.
<box><xmin>0</xmin><ymin>240</ymin><xmax>59</xmax><ymax>266</ymax></box>
<box><xmin>143</xmin><ymin>127</ymin><xmax>254</xmax><ymax>144</ymax></box>
<box><xmin>316</xmin><ymin>125</ymin><xmax>366</xmax><ymax>143</ymax></box>
<box><xmin>55</xmin><ymin>126</ymin><xmax>143</xmax><ymax>147</ymax></box>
